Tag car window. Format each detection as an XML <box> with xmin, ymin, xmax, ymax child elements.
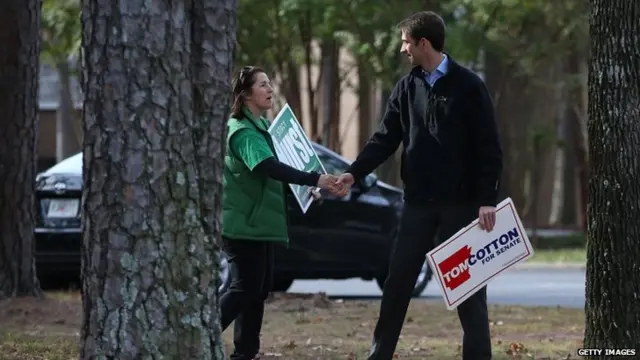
<box><xmin>318</xmin><ymin>154</ymin><xmax>348</xmax><ymax>176</ymax></box>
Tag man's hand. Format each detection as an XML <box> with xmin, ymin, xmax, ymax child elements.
<box><xmin>317</xmin><ymin>174</ymin><xmax>348</xmax><ymax>197</ymax></box>
<box><xmin>336</xmin><ymin>173</ymin><xmax>355</xmax><ymax>187</ymax></box>
<box><xmin>332</xmin><ymin>173</ymin><xmax>355</xmax><ymax>197</ymax></box>
<box><xmin>478</xmin><ymin>206</ymin><xmax>497</xmax><ymax>232</ymax></box>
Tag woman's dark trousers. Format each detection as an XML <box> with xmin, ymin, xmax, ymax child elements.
<box><xmin>220</xmin><ymin>238</ymin><xmax>274</xmax><ymax>360</ymax></box>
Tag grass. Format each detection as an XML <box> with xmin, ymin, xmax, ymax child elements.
<box><xmin>528</xmin><ymin>248</ymin><xmax>586</xmax><ymax>265</ymax></box>
<box><xmin>0</xmin><ymin>292</ymin><xmax>585</xmax><ymax>360</ymax></box>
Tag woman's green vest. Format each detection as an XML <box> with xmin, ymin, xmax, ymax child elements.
<box><xmin>222</xmin><ymin>109</ymin><xmax>288</xmax><ymax>243</ymax></box>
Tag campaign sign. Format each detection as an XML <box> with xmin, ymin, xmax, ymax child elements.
<box><xmin>268</xmin><ymin>103</ymin><xmax>326</xmax><ymax>213</ymax></box>
<box><xmin>426</xmin><ymin>197</ymin><xmax>534</xmax><ymax>310</ymax></box>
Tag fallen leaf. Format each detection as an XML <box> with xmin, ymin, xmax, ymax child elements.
<box><xmin>312</xmin><ymin>292</ymin><xmax>332</xmax><ymax>308</ymax></box>
<box><xmin>282</xmin><ymin>340</ymin><xmax>296</xmax><ymax>350</ymax></box>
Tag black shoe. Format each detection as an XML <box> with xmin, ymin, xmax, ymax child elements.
<box><xmin>229</xmin><ymin>352</ymin><xmax>259</xmax><ymax>360</ymax></box>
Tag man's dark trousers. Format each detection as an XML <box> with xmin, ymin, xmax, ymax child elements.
<box><xmin>367</xmin><ymin>202</ymin><xmax>492</xmax><ymax>360</ymax></box>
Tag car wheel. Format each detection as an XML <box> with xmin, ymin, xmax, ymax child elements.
<box><xmin>271</xmin><ymin>277</ymin><xmax>294</xmax><ymax>292</ymax></box>
<box><xmin>376</xmin><ymin>259</ymin><xmax>432</xmax><ymax>297</ymax></box>
<box><xmin>218</xmin><ymin>251</ymin><xmax>231</xmax><ymax>294</ymax></box>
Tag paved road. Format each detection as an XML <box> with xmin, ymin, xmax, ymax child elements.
<box><xmin>289</xmin><ymin>266</ymin><xmax>586</xmax><ymax>308</ymax></box>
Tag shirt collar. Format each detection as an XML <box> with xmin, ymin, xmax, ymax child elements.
<box><xmin>422</xmin><ymin>53</ymin><xmax>448</xmax><ymax>76</ymax></box>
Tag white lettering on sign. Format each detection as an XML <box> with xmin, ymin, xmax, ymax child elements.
<box><xmin>442</xmin><ymin>261</ymin><xmax>469</xmax><ymax>283</ymax></box>
<box><xmin>275</xmin><ymin>120</ymin><xmax>315</xmax><ymax>170</ymax></box>
<box><xmin>289</xmin><ymin>119</ymin><xmax>314</xmax><ymax>159</ymax></box>
<box><xmin>274</xmin><ymin>140</ymin><xmax>293</xmax><ymax>168</ymax></box>
<box><xmin>288</xmin><ymin>127</ymin><xmax>310</xmax><ymax>163</ymax></box>
<box><xmin>280</xmin><ymin>135</ymin><xmax>304</xmax><ymax>169</ymax></box>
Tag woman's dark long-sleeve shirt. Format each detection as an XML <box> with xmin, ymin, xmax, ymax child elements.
<box><xmin>229</xmin><ymin>129</ymin><xmax>320</xmax><ymax>187</ymax></box>
<box><xmin>254</xmin><ymin>157</ymin><xmax>319</xmax><ymax>186</ymax></box>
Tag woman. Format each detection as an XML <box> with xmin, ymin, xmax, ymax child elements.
<box><xmin>220</xmin><ymin>66</ymin><xmax>344</xmax><ymax>360</ymax></box>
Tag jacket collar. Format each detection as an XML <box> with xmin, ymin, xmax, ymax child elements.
<box><xmin>241</xmin><ymin>106</ymin><xmax>268</xmax><ymax>130</ymax></box>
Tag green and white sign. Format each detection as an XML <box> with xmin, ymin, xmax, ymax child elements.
<box><xmin>268</xmin><ymin>103</ymin><xmax>326</xmax><ymax>213</ymax></box>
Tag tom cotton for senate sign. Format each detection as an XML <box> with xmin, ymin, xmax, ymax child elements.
<box><xmin>268</xmin><ymin>103</ymin><xmax>327</xmax><ymax>214</ymax></box>
<box><xmin>426</xmin><ymin>197</ymin><xmax>534</xmax><ymax>310</ymax></box>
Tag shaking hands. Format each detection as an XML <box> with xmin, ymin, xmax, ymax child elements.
<box><xmin>315</xmin><ymin>173</ymin><xmax>354</xmax><ymax>198</ymax></box>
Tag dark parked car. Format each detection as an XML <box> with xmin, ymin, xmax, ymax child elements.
<box><xmin>34</xmin><ymin>143</ymin><xmax>432</xmax><ymax>297</ymax></box>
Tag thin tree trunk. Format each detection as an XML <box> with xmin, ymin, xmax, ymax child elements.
<box><xmin>568</xmin><ymin>50</ymin><xmax>589</xmax><ymax>232</ymax></box>
<box><xmin>80</xmin><ymin>0</ymin><xmax>235</xmax><ymax>358</ymax></box>
<box><xmin>584</xmin><ymin>0</ymin><xmax>640</xmax><ymax>354</ymax></box>
<box><xmin>561</xmin><ymin>53</ymin><xmax>579</xmax><ymax>227</ymax></box>
<box><xmin>284</xmin><ymin>59</ymin><xmax>302</xmax><ymax>121</ymax></box>
<box><xmin>320</xmin><ymin>37</ymin><xmax>338</xmax><ymax>149</ymax></box>
<box><xmin>548</xmin><ymin>86</ymin><xmax>566</xmax><ymax>226</ymax></box>
<box><xmin>329</xmin><ymin>47</ymin><xmax>341</xmax><ymax>152</ymax></box>
<box><xmin>299</xmin><ymin>12</ymin><xmax>321</xmax><ymax>140</ymax></box>
<box><xmin>377</xmin><ymin>53</ymin><xmax>404</xmax><ymax>186</ymax></box>
<box><xmin>56</xmin><ymin>60</ymin><xmax>80</xmax><ymax>162</ymax></box>
<box><xmin>0</xmin><ymin>0</ymin><xmax>44</xmax><ymax>299</ymax></box>
<box><xmin>357</xmin><ymin>58</ymin><xmax>372</xmax><ymax>148</ymax></box>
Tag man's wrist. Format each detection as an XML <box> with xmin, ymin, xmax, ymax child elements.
<box><xmin>478</xmin><ymin>197</ymin><xmax>498</xmax><ymax>208</ymax></box>
<box><xmin>344</xmin><ymin>167</ymin><xmax>361</xmax><ymax>183</ymax></box>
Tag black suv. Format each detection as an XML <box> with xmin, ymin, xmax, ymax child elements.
<box><xmin>34</xmin><ymin>143</ymin><xmax>432</xmax><ymax>297</ymax></box>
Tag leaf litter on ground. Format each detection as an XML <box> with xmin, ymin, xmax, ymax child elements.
<box><xmin>0</xmin><ymin>291</ymin><xmax>584</xmax><ymax>359</ymax></box>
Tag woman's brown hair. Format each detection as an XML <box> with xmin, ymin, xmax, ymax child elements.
<box><xmin>230</xmin><ymin>66</ymin><xmax>265</xmax><ymax>118</ymax></box>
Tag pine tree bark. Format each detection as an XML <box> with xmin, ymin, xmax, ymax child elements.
<box><xmin>79</xmin><ymin>0</ymin><xmax>236</xmax><ymax>359</ymax></box>
<box><xmin>0</xmin><ymin>0</ymin><xmax>44</xmax><ymax>299</ymax></box>
<box><xmin>584</xmin><ymin>0</ymin><xmax>640</xmax><ymax>355</ymax></box>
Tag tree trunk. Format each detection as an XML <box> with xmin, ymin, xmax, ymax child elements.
<box><xmin>376</xmin><ymin>52</ymin><xmax>404</xmax><ymax>186</ymax></box>
<box><xmin>561</xmin><ymin>53</ymin><xmax>579</xmax><ymax>227</ymax></box>
<box><xmin>80</xmin><ymin>0</ymin><xmax>235</xmax><ymax>359</ymax></box>
<box><xmin>320</xmin><ymin>37</ymin><xmax>341</xmax><ymax>150</ymax></box>
<box><xmin>548</xmin><ymin>84</ymin><xmax>567</xmax><ymax>226</ymax></box>
<box><xmin>329</xmin><ymin>42</ymin><xmax>341</xmax><ymax>151</ymax></box>
<box><xmin>56</xmin><ymin>60</ymin><xmax>81</xmax><ymax>162</ymax></box>
<box><xmin>584</xmin><ymin>0</ymin><xmax>640</xmax><ymax>355</ymax></box>
<box><xmin>357</xmin><ymin>55</ymin><xmax>373</xmax><ymax>148</ymax></box>
<box><xmin>299</xmin><ymin>13</ymin><xmax>320</xmax><ymax>140</ymax></box>
<box><xmin>284</xmin><ymin>59</ymin><xmax>302</xmax><ymax>122</ymax></box>
<box><xmin>567</xmin><ymin>49</ymin><xmax>589</xmax><ymax>231</ymax></box>
<box><xmin>0</xmin><ymin>0</ymin><xmax>44</xmax><ymax>299</ymax></box>
<box><xmin>319</xmin><ymin>39</ymin><xmax>333</xmax><ymax>147</ymax></box>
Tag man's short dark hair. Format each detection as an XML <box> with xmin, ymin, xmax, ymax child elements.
<box><xmin>398</xmin><ymin>11</ymin><xmax>446</xmax><ymax>52</ymax></box>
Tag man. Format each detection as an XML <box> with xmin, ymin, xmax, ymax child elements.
<box><xmin>335</xmin><ymin>11</ymin><xmax>503</xmax><ymax>360</ymax></box>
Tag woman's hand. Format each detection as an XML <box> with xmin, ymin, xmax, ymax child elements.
<box><xmin>311</xmin><ymin>188</ymin><xmax>322</xmax><ymax>200</ymax></box>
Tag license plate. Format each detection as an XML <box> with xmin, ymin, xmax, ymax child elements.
<box><xmin>47</xmin><ymin>199</ymin><xmax>79</xmax><ymax>218</ymax></box>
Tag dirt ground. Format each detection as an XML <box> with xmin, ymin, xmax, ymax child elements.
<box><xmin>0</xmin><ymin>292</ymin><xmax>585</xmax><ymax>360</ymax></box>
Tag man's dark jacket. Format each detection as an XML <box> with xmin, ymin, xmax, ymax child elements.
<box><xmin>347</xmin><ymin>55</ymin><xmax>503</xmax><ymax>207</ymax></box>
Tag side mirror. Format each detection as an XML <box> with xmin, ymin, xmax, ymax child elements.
<box><xmin>353</xmin><ymin>174</ymin><xmax>377</xmax><ymax>195</ymax></box>
<box><xmin>363</xmin><ymin>174</ymin><xmax>377</xmax><ymax>188</ymax></box>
